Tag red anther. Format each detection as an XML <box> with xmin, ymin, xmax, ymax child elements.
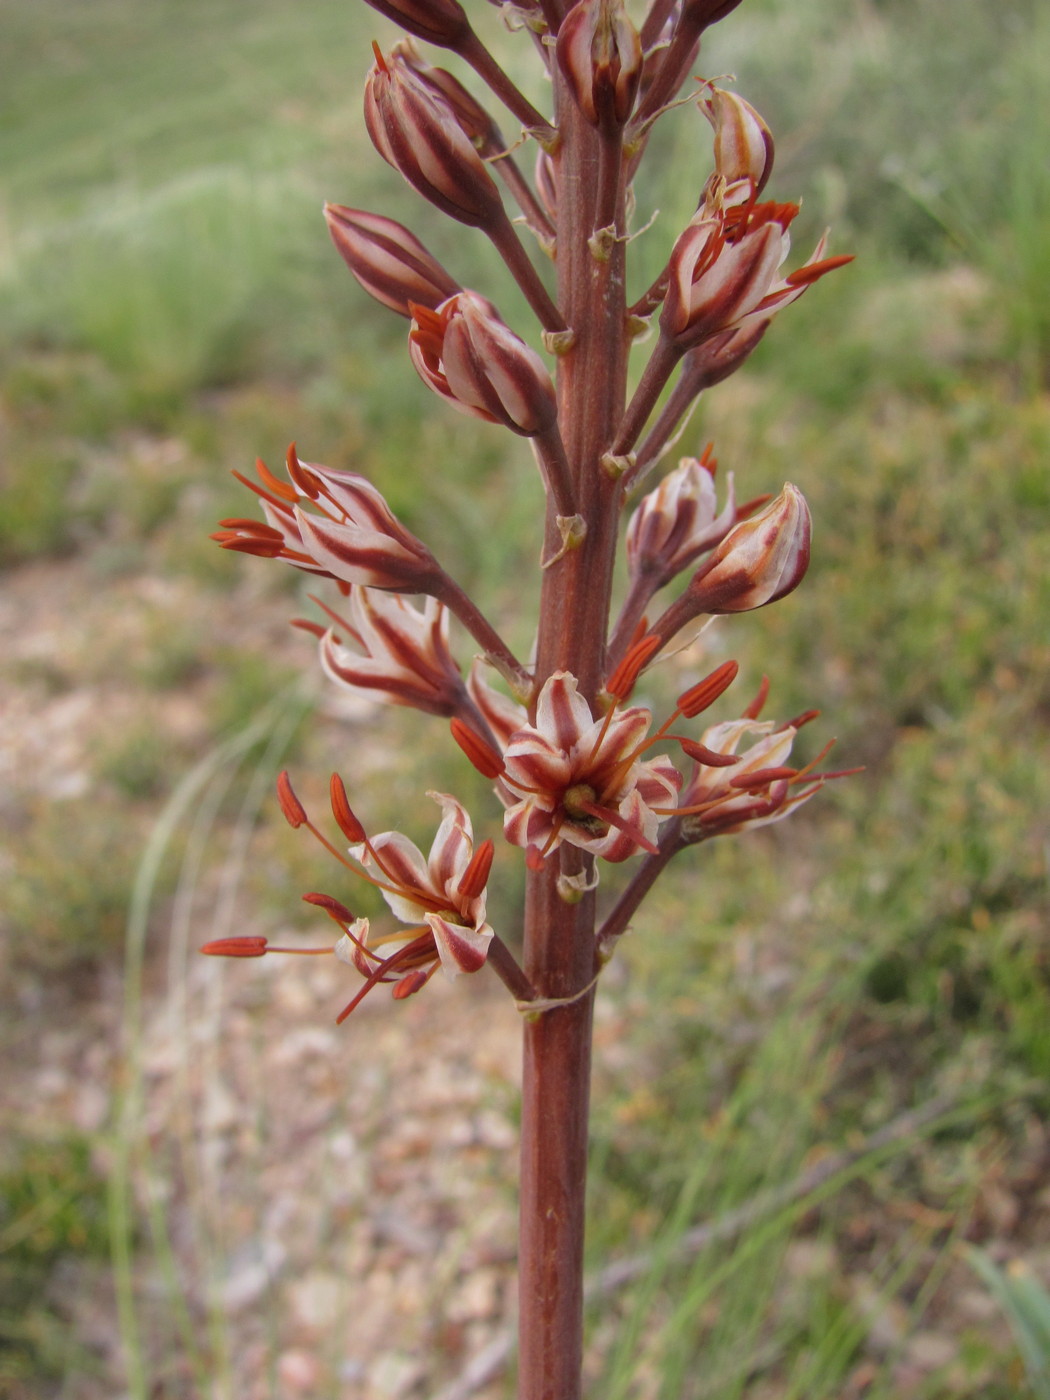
<box><xmin>392</xmin><ymin>969</ymin><xmax>429</xmax><ymax>999</ymax></box>
<box><xmin>252</xmin><ymin>457</ymin><xmax>298</xmax><ymax>503</ymax></box>
<box><xmin>285</xmin><ymin>443</ymin><xmax>321</xmax><ymax>500</ymax></box>
<box><xmin>213</xmin><ymin>535</ymin><xmax>284</xmax><ymax>557</ymax></box>
<box><xmin>371</xmin><ymin>40</ymin><xmax>389</xmax><ymax>74</ymax></box>
<box><xmin>200</xmin><ymin>937</ymin><xmax>269</xmax><ymax>957</ymax></box>
<box><xmin>525</xmin><ymin>844</ymin><xmax>545</xmax><ymax>871</ymax></box>
<box><xmin>698</xmin><ymin>442</ymin><xmax>717</xmax><ymax>474</ymax></box>
<box><xmin>290</xmin><ymin>617</ymin><xmax>326</xmax><ymax>639</ymax></box>
<box><xmin>737</xmin><ymin>492</ymin><xmax>773</xmax><ymax>519</ymax></box>
<box><xmin>217</xmin><ymin>517</ymin><xmax>284</xmax><ymax>535</ymax></box>
<box><xmin>785</xmin><ymin>254</ymin><xmax>854</xmax><ymax>287</ymax></box>
<box><xmin>678</xmin><ymin>738</ymin><xmax>741</xmax><ymax>767</ymax></box>
<box><xmin>778</xmin><ymin>709</ymin><xmax>821</xmax><ymax>732</ymax></box>
<box><xmin>677</xmin><ymin>659</ymin><xmax>739</xmax><ymax>717</ymax></box>
<box><xmin>277</xmin><ymin>770</ymin><xmax>308</xmax><ymax>828</ymax></box>
<box><xmin>605</xmin><ymin>634</ymin><xmax>662</xmax><ymax>700</ymax></box>
<box><xmin>729</xmin><ymin>765</ymin><xmax>797</xmax><ymax>790</ymax></box>
<box><xmin>302</xmin><ymin>892</ymin><xmax>356</xmax><ymax>923</ymax></box>
<box><xmin>460</xmin><ymin>839</ymin><xmax>494</xmax><ymax>900</ymax></box>
<box><xmin>450</xmin><ymin>717</ymin><xmax>505</xmax><ymax>780</ymax></box>
<box><xmin>329</xmin><ymin>773</ymin><xmax>367</xmax><ymax>843</ymax></box>
<box><xmin>742</xmin><ymin>674</ymin><xmax>770</xmax><ymax>719</ymax></box>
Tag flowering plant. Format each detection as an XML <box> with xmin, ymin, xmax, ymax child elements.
<box><xmin>203</xmin><ymin>1</ymin><xmax>853</xmax><ymax>1392</ymax></box>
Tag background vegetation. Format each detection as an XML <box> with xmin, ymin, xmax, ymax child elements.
<box><xmin>0</xmin><ymin>0</ymin><xmax>1047</xmax><ymax>1395</ymax></box>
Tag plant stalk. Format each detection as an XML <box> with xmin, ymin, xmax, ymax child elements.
<box><xmin>517</xmin><ymin>73</ymin><xmax>630</xmax><ymax>1400</ymax></box>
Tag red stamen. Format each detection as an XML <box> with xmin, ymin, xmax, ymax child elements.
<box><xmin>217</xmin><ymin>517</ymin><xmax>284</xmax><ymax>536</ymax></box>
<box><xmin>729</xmin><ymin>765</ymin><xmax>797</xmax><ymax>791</ymax></box>
<box><xmin>330</xmin><ymin>773</ymin><xmax>367</xmax><ymax>842</ymax></box>
<box><xmin>736</xmin><ymin>492</ymin><xmax>772</xmax><ymax>519</ymax></box>
<box><xmin>371</xmin><ymin>40</ymin><xmax>389</xmax><ymax>75</ymax></box>
<box><xmin>302</xmin><ymin>892</ymin><xmax>356</xmax><ymax>923</ymax></box>
<box><xmin>785</xmin><ymin>254</ymin><xmax>854</xmax><ymax>287</ymax></box>
<box><xmin>286</xmin><ymin>443</ymin><xmax>322</xmax><ymax>500</ymax></box>
<box><xmin>460</xmin><ymin>839</ymin><xmax>494</xmax><ymax>900</ymax></box>
<box><xmin>678</xmin><ymin>738</ymin><xmax>741</xmax><ymax>767</ymax></box>
<box><xmin>451</xmin><ymin>718</ymin><xmax>505</xmax><ymax>779</ymax></box>
<box><xmin>605</xmin><ymin>634</ymin><xmax>662</xmax><ymax>701</ymax></box>
<box><xmin>778</xmin><ymin>709</ymin><xmax>821</xmax><ymax>732</ymax></box>
<box><xmin>277</xmin><ymin>771</ymin><xmax>307</xmax><ymax>828</ymax></box>
<box><xmin>215</xmin><ymin>536</ymin><xmax>284</xmax><ymax>557</ymax></box>
<box><xmin>200</xmin><ymin>937</ymin><xmax>268</xmax><ymax>957</ymax></box>
<box><xmin>291</xmin><ymin>617</ymin><xmax>327</xmax><ymax>639</ymax></box>
<box><xmin>392</xmin><ymin>968</ymin><xmax>432</xmax><ymax>1000</ymax></box>
<box><xmin>677</xmin><ymin>659</ymin><xmax>739</xmax><ymax>718</ymax></box>
<box><xmin>742</xmin><ymin>674</ymin><xmax>770</xmax><ymax>719</ymax></box>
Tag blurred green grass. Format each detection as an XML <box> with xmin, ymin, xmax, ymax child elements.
<box><xmin>1</xmin><ymin>0</ymin><xmax>1048</xmax><ymax>1395</ymax></box>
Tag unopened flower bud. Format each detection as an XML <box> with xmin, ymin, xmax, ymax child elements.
<box><xmin>679</xmin><ymin>0</ymin><xmax>745</xmax><ymax>31</ymax></box>
<box><xmin>325</xmin><ymin>206</ymin><xmax>461</xmax><ymax>317</ymax></box>
<box><xmin>701</xmin><ymin>87</ymin><xmax>774</xmax><ymax>197</ymax></box>
<box><xmin>557</xmin><ymin>0</ymin><xmax>643</xmax><ymax>129</ymax></box>
<box><xmin>687</xmin><ymin>483</ymin><xmax>811</xmax><ymax>613</ymax></box>
<box><xmin>626</xmin><ymin>453</ymin><xmax>736</xmax><ymax>582</ymax></box>
<box><xmin>396</xmin><ymin>45</ymin><xmax>501</xmax><ymax>151</ymax></box>
<box><xmin>409</xmin><ymin>292</ymin><xmax>558</xmax><ymax>436</ymax></box>
<box><xmin>364</xmin><ymin>44</ymin><xmax>506</xmax><ymax>230</ymax></box>
<box><xmin>360</xmin><ymin>0</ymin><xmax>471</xmax><ymax>49</ymax></box>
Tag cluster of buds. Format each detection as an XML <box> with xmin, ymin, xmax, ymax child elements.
<box><xmin>204</xmin><ymin>0</ymin><xmax>853</xmax><ymax>1027</ymax></box>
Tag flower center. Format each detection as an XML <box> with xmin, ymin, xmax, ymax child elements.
<box><xmin>563</xmin><ymin>782</ymin><xmax>600</xmax><ymax>820</ymax></box>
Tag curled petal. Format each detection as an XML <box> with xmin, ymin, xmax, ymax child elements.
<box><xmin>426</xmin><ymin>913</ymin><xmax>494</xmax><ymax>977</ymax></box>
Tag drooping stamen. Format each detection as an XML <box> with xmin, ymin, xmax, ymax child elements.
<box><xmin>392</xmin><ymin>968</ymin><xmax>433</xmax><ymax>1000</ymax></box>
<box><xmin>678</xmin><ymin>738</ymin><xmax>742</xmax><ymax>767</ymax></box>
<box><xmin>301</xmin><ymin>891</ymin><xmax>356</xmax><ymax>924</ymax></box>
<box><xmin>335</xmin><ymin>930</ymin><xmax>433</xmax><ymax>1023</ymax></box>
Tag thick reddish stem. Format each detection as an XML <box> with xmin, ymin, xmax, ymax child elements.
<box><xmin>517</xmin><ymin>68</ymin><xmax>630</xmax><ymax>1400</ymax></box>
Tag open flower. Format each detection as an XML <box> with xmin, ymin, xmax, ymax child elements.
<box><xmin>212</xmin><ymin>446</ymin><xmax>440</xmax><ymax>594</ymax></box>
<box><xmin>501</xmin><ymin>672</ymin><xmax>681</xmax><ymax>864</ymax></box>
<box><xmin>675</xmin><ymin>715</ymin><xmax>832</xmax><ymax>840</ymax></box>
<box><xmin>333</xmin><ymin>790</ymin><xmax>495</xmax><ymax>1013</ymax></box>
<box><xmin>204</xmin><ymin>777</ymin><xmax>495</xmax><ymax>1020</ymax></box>
<box><xmin>365</xmin><ymin>42</ymin><xmax>506</xmax><ymax>230</ymax></box>
<box><xmin>324</xmin><ymin>205</ymin><xmax>461</xmax><ymax>317</ymax></box>
<box><xmin>307</xmin><ymin>586</ymin><xmax>467</xmax><ymax>716</ymax></box>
